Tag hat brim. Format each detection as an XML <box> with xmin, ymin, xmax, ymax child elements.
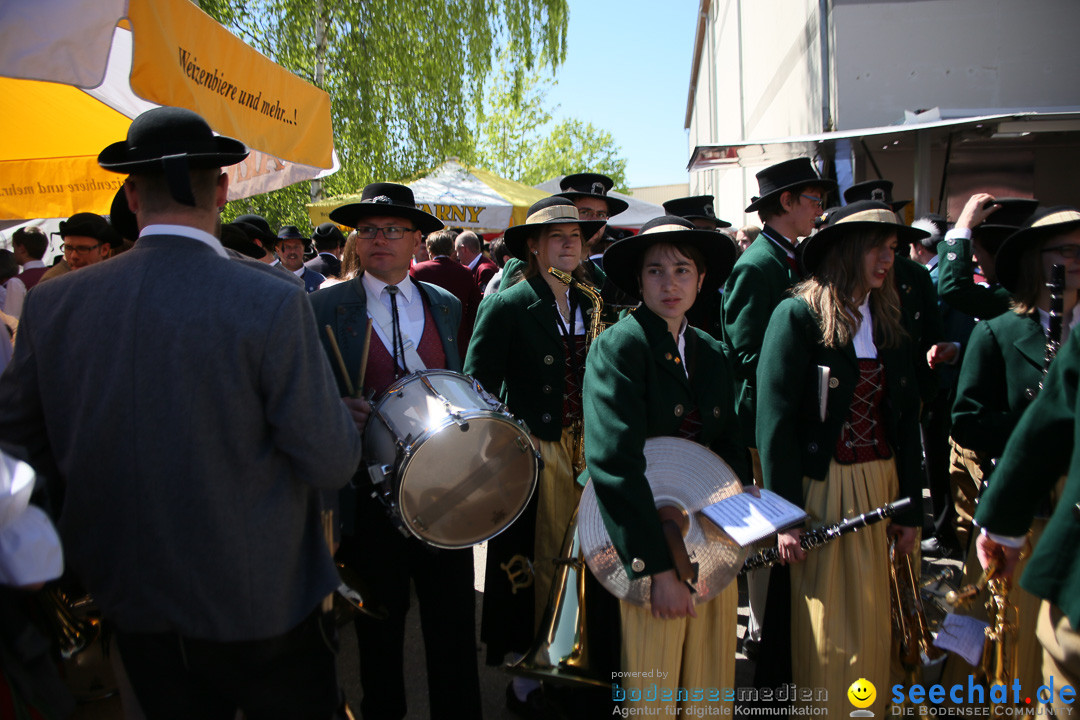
<box><xmin>504</xmin><ymin>218</ymin><xmax>606</xmax><ymax>261</ymax></box>
<box><xmin>995</xmin><ymin>219</ymin><xmax>1080</xmax><ymax>294</ymax></box>
<box><xmin>98</xmin><ymin>136</ymin><xmax>249</xmax><ymax>173</ymax></box>
<box><xmin>801</xmin><ymin>221</ymin><xmax>929</xmax><ymax>275</ymax></box>
<box><xmin>680</xmin><ymin>214</ymin><xmax>733</xmax><ymax>229</ymax></box>
<box><xmin>602</xmin><ymin>228</ymin><xmax>737</xmax><ymax>301</ymax></box>
<box><xmin>744</xmin><ymin>178</ymin><xmax>838</xmax><ymax>213</ymax></box>
<box><xmin>555</xmin><ymin>191</ymin><xmax>630</xmax><ymax>218</ymax></box>
<box><xmin>328</xmin><ymin>203</ymin><xmax>443</xmax><ymax>235</ymax></box>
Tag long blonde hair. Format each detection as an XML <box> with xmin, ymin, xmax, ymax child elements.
<box><xmin>795</xmin><ymin>228</ymin><xmax>907</xmax><ymax>349</ymax></box>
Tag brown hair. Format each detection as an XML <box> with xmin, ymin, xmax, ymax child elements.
<box><xmin>634</xmin><ymin>242</ymin><xmax>706</xmax><ymax>286</ymax></box>
<box><xmin>128</xmin><ymin>168</ymin><xmax>223</xmax><ymax>215</ymax></box>
<box><xmin>12</xmin><ymin>226</ymin><xmax>48</xmax><ymax>259</ymax></box>
<box><xmin>794</xmin><ymin>228</ymin><xmax>906</xmax><ymax>349</ymax></box>
<box><xmin>515</xmin><ymin>224</ymin><xmax>596</xmax><ymax>286</ymax></box>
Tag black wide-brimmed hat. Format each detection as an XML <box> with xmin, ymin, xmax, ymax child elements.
<box><xmin>662</xmin><ymin>195</ymin><xmax>732</xmax><ymax>229</ymax></box>
<box><xmin>57</xmin><ymin>212</ymin><xmax>123</xmax><ymax>249</ymax></box>
<box><xmin>972</xmin><ymin>198</ymin><xmax>1040</xmax><ymax>254</ymax></box>
<box><xmin>800</xmin><ymin>200</ymin><xmax>930</xmax><ymax>274</ymax></box>
<box><xmin>234</xmin><ymin>214</ymin><xmax>277</xmax><ymax>246</ymax></box>
<box><xmin>108</xmin><ymin>186</ymin><xmax>139</xmax><ymax>244</ymax></box>
<box><xmin>98</xmin><ymin>107</ymin><xmax>248</xmax><ymax>206</ymax></box>
<box><xmin>276</xmin><ymin>226</ymin><xmax>311</xmax><ymax>243</ymax></box>
<box><xmin>745</xmin><ymin>158</ymin><xmax>836</xmax><ymax>213</ymax></box>
<box><xmin>220</xmin><ymin>223</ymin><xmax>267</xmax><ymax>260</ymax></box>
<box><xmin>994</xmin><ymin>206</ymin><xmax>1080</xmax><ymax>293</ymax></box>
<box><xmin>556</xmin><ymin>173</ymin><xmax>629</xmax><ymax>217</ymax></box>
<box><xmin>328</xmin><ymin>183</ymin><xmax>443</xmax><ymax>235</ymax></box>
<box><xmin>602</xmin><ymin>215</ymin><xmax>737</xmax><ymax>301</ymax></box>
<box><xmin>843</xmin><ymin>180</ymin><xmax>909</xmax><ymax>213</ymax></box>
<box><xmin>313</xmin><ymin>222</ymin><xmax>346</xmax><ymax>250</ymax></box>
<box><xmin>503</xmin><ymin>197</ymin><xmax>606</xmax><ymax>261</ymax></box>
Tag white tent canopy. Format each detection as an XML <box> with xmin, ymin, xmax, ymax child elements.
<box><xmin>534</xmin><ymin>177</ymin><xmax>665</xmax><ymax>229</ymax></box>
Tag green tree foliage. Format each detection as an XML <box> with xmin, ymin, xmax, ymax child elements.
<box><xmin>472</xmin><ymin>58</ymin><xmax>627</xmax><ymax>192</ymax></box>
<box><xmin>200</xmin><ymin>0</ymin><xmax>569</xmax><ymax>231</ymax></box>
<box><xmin>520</xmin><ymin>118</ymin><xmax>627</xmax><ymax>191</ymax></box>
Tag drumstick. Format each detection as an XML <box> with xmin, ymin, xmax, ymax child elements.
<box><xmin>321</xmin><ymin>510</ymin><xmax>335</xmax><ymax>613</ymax></box>
<box><xmin>324</xmin><ymin>325</ymin><xmax>355</xmax><ymax>397</ymax></box>
<box><xmin>355</xmin><ymin>318</ymin><xmax>373</xmax><ymax>398</ymax></box>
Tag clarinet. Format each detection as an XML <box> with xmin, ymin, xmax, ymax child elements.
<box><xmin>1026</xmin><ymin>263</ymin><xmax>1065</xmax><ymax>400</ymax></box>
<box><xmin>740</xmin><ymin>497</ymin><xmax>911</xmax><ymax>572</ymax></box>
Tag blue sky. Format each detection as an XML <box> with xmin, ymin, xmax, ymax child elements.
<box><xmin>544</xmin><ymin>1</ymin><xmax>700</xmax><ymax>189</ymax></box>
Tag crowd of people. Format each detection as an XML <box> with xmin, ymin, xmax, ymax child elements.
<box><xmin>0</xmin><ymin>105</ymin><xmax>1077</xmax><ymax>720</ymax></box>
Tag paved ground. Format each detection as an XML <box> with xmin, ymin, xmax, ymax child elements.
<box><xmin>70</xmin><ymin>512</ymin><xmax>961</xmax><ymax>720</ymax></box>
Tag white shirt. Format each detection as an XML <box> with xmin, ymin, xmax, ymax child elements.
<box><xmin>20</xmin><ymin>259</ymin><xmax>45</xmax><ymax>272</ymax></box>
<box><xmin>675</xmin><ymin>318</ymin><xmax>689</xmax><ymax>378</ymax></box>
<box><xmin>466</xmin><ymin>253</ymin><xmax>481</xmax><ymax>271</ymax></box>
<box><xmin>140</xmin><ymin>224</ymin><xmax>229</xmax><ymax>259</ymax></box>
<box><xmin>2</xmin><ymin>277</ymin><xmax>26</xmax><ymax>319</ymax></box>
<box><xmin>361</xmin><ymin>273</ymin><xmax>426</xmax><ymax>355</ymax></box>
<box><xmin>552</xmin><ymin>286</ymin><xmax>586</xmax><ymax>337</ymax></box>
<box><xmin>853</xmin><ymin>295</ymin><xmax>877</xmax><ymax>359</ymax></box>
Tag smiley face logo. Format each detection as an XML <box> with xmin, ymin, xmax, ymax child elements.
<box><xmin>847</xmin><ymin>678</ymin><xmax>876</xmax><ymax>715</ymax></box>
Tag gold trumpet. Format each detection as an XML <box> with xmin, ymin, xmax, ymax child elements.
<box><xmin>506</xmin><ymin>507</ymin><xmax>607</xmax><ymax>687</ymax></box>
<box><xmin>547</xmin><ymin>266</ymin><xmax>605</xmax><ymax>477</ymax></box>
<box><xmin>889</xmin><ymin>540</ymin><xmax>945</xmax><ymax>673</ymax></box>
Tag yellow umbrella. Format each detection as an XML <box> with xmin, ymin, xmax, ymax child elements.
<box><xmin>307</xmin><ymin>159</ymin><xmax>550</xmax><ymax>231</ymax></box>
<box><xmin>0</xmin><ymin>0</ymin><xmax>335</xmax><ymax>220</ymax></box>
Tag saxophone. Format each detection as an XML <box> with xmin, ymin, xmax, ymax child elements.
<box><xmin>548</xmin><ymin>266</ymin><xmax>604</xmax><ymax>476</ymax></box>
<box><xmin>945</xmin><ymin>556</ymin><xmax>1021</xmax><ymax>687</ymax></box>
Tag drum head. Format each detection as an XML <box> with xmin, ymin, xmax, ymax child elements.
<box><xmin>397</xmin><ymin>414</ymin><xmax>538</xmax><ymax>549</ymax></box>
<box><xmin>578</xmin><ymin>436</ymin><xmax>748</xmax><ymax>606</ymax></box>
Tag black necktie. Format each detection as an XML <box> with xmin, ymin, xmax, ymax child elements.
<box><xmin>386</xmin><ymin>285</ymin><xmax>408</xmax><ymax>377</ymax></box>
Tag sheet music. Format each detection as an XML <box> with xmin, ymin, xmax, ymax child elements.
<box><xmin>934</xmin><ymin>613</ymin><xmax>988</xmax><ymax>667</ymax></box>
<box><xmin>700</xmin><ymin>489</ymin><xmax>807</xmax><ymax>547</ymax></box>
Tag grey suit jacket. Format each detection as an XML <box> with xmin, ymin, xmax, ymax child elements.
<box><xmin>0</xmin><ymin>233</ymin><xmax>363</xmax><ymax>641</ymax></box>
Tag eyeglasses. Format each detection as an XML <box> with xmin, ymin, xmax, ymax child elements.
<box><xmin>355</xmin><ymin>226</ymin><xmax>416</xmax><ymax>240</ymax></box>
<box><xmin>1041</xmin><ymin>244</ymin><xmax>1080</xmax><ymax>259</ymax></box>
<box><xmin>577</xmin><ymin>208</ymin><xmax>609</xmax><ymax>220</ymax></box>
<box><xmin>61</xmin><ymin>243</ymin><xmax>102</xmax><ymax>255</ymax></box>
<box><xmin>800</xmin><ymin>194</ymin><xmax>825</xmax><ymax>209</ymax></box>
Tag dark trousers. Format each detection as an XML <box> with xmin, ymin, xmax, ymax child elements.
<box><xmin>114</xmin><ymin>609</ymin><xmax>341</xmax><ymax>720</ymax></box>
<box><xmin>341</xmin><ymin>495</ymin><xmax>482</xmax><ymax>720</ymax></box>
<box><xmin>923</xmin><ymin>393</ymin><xmax>959</xmax><ymax>545</ymax></box>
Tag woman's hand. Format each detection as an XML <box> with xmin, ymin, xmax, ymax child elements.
<box><xmin>888</xmin><ymin>524</ymin><xmax>918</xmax><ymax>556</ymax></box>
<box><xmin>650</xmin><ymin>570</ymin><xmax>697</xmax><ymax>620</ymax></box>
<box><xmin>776</xmin><ymin>528</ymin><xmax>806</xmax><ymax>565</ymax></box>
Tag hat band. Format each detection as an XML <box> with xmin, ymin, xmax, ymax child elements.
<box><xmin>640</xmin><ymin>224</ymin><xmax>691</xmax><ymax>235</ymax></box>
<box><xmin>527</xmin><ymin>206</ymin><xmax>581</xmax><ymax>224</ymax></box>
<box><xmin>128</xmin><ymin>138</ymin><xmax>226</xmax><ymax>159</ymax></box>
<box><xmin>833</xmin><ymin>208</ymin><xmax>898</xmax><ymax>226</ymax></box>
<box><xmin>1032</xmin><ymin>210</ymin><xmax>1080</xmax><ymax>228</ymax></box>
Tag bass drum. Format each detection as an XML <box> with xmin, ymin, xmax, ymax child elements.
<box><xmin>364</xmin><ymin>370</ymin><xmax>539</xmax><ymax>549</ymax></box>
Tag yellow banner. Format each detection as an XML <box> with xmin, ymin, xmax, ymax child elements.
<box><xmin>128</xmin><ymin>0</ymin><xmax>334</xmax><ymax>170</ymax></box>
<box><xmin>0</xmin><ymin>157</ymin><xmax>121</xmax><ymax>220</ymax></box>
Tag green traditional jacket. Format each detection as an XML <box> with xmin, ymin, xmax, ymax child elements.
<box><xmin>465</xmin><ymin>273</ymin><xmax>601</xmax><ymax>442</ymax></box>
<box><xmin>951</xmin><ymin>309</ymin><xmax>1046</xmax><ymax>457</ymax></box>
<box><xmin>755</xmin><ymin>297</ymin><xmax>923</xmax><ymax>527</ymax></box>
<box><xmin>936</xmin><ymin>234</ymin><xmax>1011</xmax><ymax>320</ymax></box>
<box><xmin>975</xmin><ymin>329</ymin><xmax>1080</xmax><ymax>630</ymax></box>
<box><xmin>894</xmin><ymin>256</ymin><xmax>944</xmax><ymax>406</ymax></box>
<box><xmin>721</xmin><ymin>231</ymin><xmax>801</xmax><ymax>448</ymax></box>
<box><xmin>581</xmin><ymin>305</ymin><xmax>749</xmax><ymax>580</ymax></box>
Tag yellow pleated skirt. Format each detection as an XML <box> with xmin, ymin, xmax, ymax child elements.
<box><xmin>790</xmin><ymin>457</ymin><xmax>898</xmax><ymax>718</ymax></box>
<box><xmin>532</xmin><ymin>427</ymin><xmax>581</xmax><ymax>630</ymax></box>
<box><xmin>618</xmin><ymin>580</ymin><xmax>737</xmax><ymax>714</ymax></box>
